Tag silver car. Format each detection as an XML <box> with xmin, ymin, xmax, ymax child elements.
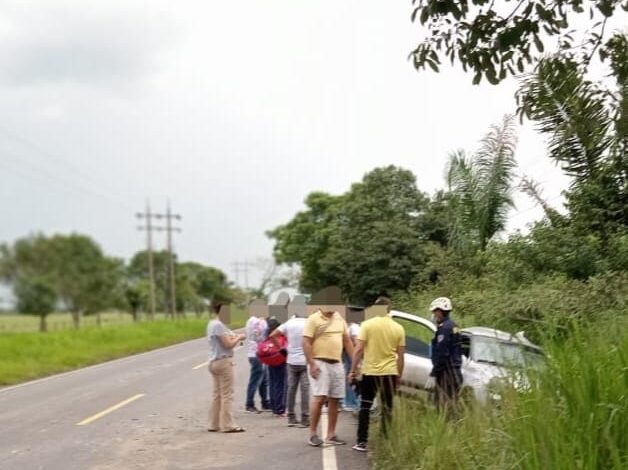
<box><xmin>390</xmin><ymin>310</ymin><xmax>544</xmax><ymax>404</ymax></box>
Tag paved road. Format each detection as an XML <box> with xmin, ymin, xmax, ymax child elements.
<box><xmin>0</xmin><ymin>336</ymin><xmax>370</xmax><ymax>470</ymax></box>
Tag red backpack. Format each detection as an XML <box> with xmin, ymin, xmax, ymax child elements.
<box><xmin>256</xmin><ymin>334</ymin><xmax>287</xmax><ymax>366</ymax></box>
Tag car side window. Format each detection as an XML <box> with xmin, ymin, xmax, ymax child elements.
<box><xmin>393</xmin><ymin>317</ymin><xmax>433</xmax><ymax>358</ymax></box>
<box><xmin>461</xmin><ymin>334</ymin><xmax>471</xmax><ymax>358</ymax></box>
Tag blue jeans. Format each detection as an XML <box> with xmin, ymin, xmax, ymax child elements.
<box><xmin>268</xmin><ymin>363</ymin><xmax>286</xmax><ymax>414</ymax></box>
<box><xmin>343</xmin><ymin>352</ymin><xmax>359</xmax><ymax>409</ymax></box>
<box><xmin>246</xmin><ymin>357</ymin><xmax>269</xmax><ymax>409</ymax></box>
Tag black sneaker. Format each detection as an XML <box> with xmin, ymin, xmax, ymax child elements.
<box><xmin>352</xmin><ymin>442</ymin><xmax>367</xmax><ymax>452</ymax></box>
<box><xmin>308</xmin><ymin>435</ymin><xmax>323</xmax><ymax>447</ymax></box>
<box><xmin>298</xmin><ymin>420</ymin><xmax>310</xmax><ymax>428</ymax></box>
<box><xmin>260</xmin><ymin>405</ymin><xmax>272</xmax><ymax>412</ymax></box>
<box><xmin>246</xmin><ymin>406</ymin><xmax>261</xmax><ymax>414</ymax></box>
<box><xmin>287</xmin><ymin>416</ymin><xmax>299</xmax><ymax>427</ymax></box>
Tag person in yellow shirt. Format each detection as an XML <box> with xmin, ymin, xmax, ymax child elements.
<box><xmin>349</xmin><ymin>296</ymin><xmax>405</xmax><ymax>452</ymax></box>
<box><xmin>303</xmin><ymin>287</ymin><xmax>354</xmax><ymax>447</ymax></box>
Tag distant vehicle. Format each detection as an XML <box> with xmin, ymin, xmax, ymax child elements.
<box><xmin>390</xmin><ymin>310</ymin><xmax>544</xmax><ymax>404</ymax></box>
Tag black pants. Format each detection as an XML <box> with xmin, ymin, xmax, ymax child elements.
<box><xmin>435</xmin><ymin>367</ymin><xmax>462</xmax><ymax>414</ymax></box>
<box><xmin>357</xmin><ymin>375</ymin><xmax>395</xmax><ymax>444</ymax></box>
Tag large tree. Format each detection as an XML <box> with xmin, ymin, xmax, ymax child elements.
<box><xmin>269</xmin><ymin>166</ymin><xmax>433</xmax><ymax>304</ymax></box>
<box><xmin>0</xmin><ymin>234</ymin><xmax>123</xmax><ymax>328</ymax></box>
<box><xmin>14</xmin><ymin>277</ymin><xmax>56</xmax><ymax>332</ymax></box>
<box><xmin>267</xmin><ymin>192</ymin><xmax>346</xmax><ymax>292</ymax></box>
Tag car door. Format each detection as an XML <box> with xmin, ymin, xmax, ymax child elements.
<box><xmin>390</xmin><ymin>310</ymin><xmax>436</xmax><ymax>389</ymax></box>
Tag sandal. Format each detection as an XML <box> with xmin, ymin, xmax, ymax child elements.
<box><xmin>224</xmin><ymin>427</ymin><xmax>245</xmax><ymax>433</ymax></box>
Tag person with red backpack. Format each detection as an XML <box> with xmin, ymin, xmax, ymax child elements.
<box><xmin>258</xmin><ymin>316</ymin><xmax>287</xmax><ymax>416</ymax></box>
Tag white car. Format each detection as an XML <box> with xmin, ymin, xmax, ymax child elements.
<box><xmin>390</xmin><ymin>310</ymin><xmax>544</xmax><ymax>404</ymax></box>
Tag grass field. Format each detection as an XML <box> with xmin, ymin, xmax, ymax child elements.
<box><xmin>372</xmin><ymin>322</ymin><xmax>628</xmax><ymax>470</ymax></box>
<box><xmin>0</xmin><ymin>307</ymin><xmax>248</xmax><ymax>333</ymax></box>
<box><xmin>0</xmin><ymin>306</ymin><xmax>247</xmax><ymax>386</ymax></box>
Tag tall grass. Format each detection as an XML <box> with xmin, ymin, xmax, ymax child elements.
<box><xmin>373</xmin><ymin>322</ymin><xmax>628</xmax><ymax>470</ymax></box>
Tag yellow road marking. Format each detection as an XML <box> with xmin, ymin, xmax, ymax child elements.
<box><xmin>76</xmin><ymin>393</ymin><xmax>145</xmax><ymax>426</ymax></box>
<box><xmin>193</xmin><ymin>361</ymin><xmax>209</xmax><ymax>370</ymax></box>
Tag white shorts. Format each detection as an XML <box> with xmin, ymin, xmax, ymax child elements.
<box><xmin>308</xmin><ymin>359</ymin><xmax>345</xmax><ymax>399</ymax></box>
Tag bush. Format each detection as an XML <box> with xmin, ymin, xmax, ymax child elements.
<box><xmin>373</xmin><ymin>320</ymin><xmax>628</xmax><ymax>469</ymax></box>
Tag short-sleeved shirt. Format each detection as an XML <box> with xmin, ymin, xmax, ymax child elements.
<box><xmin>358</xmin><ymin>316</ymin><xmax>405</xmax><ymax>376</ymax></box>
<box><xmin>348</xmin><ymin>323</ymin><xmax>360</xmax><ymax>342</ymax></box>
<box><xmin>303</xmin><ymin>311</ymin><xmax>347</xmax><ymax>362</ymax></box>
<box><xmin>278</xmin><ymin>317</ymin><xmax>307</xmax><ymax>365</ymax></box>
<box><xmin>245</xmin><ymin>316</ymin><xmax>267</xmax><ymax>358</ymax></box>
<box><xmin>207</xmin><ymin>318</ymin><xmax>232</xmax><ymax>362</ymax></box>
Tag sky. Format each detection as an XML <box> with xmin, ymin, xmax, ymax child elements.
<box><xmin>0</xmin><ymin>0</ymin><xmax>624</xmax><ymax>296</ymax></box>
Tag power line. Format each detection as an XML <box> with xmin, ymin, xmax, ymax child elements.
<box><xmin>0</xmin><ymin>126</ymin><xmax>137</xmax><ymax>211</ymax></box>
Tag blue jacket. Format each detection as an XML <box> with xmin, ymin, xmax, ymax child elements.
<box><xmin>430</xmin><ymin>318</ymin><xmax>462</xmax><ymax>376</ymax></box>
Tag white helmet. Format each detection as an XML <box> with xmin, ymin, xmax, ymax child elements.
<box><xmin>429</xmin><ymin>297</ymin><xmax>452</xmax><ymax>312</ymax></box>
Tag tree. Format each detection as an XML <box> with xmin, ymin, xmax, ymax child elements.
<box><xmin>14</xmin><ymin>277</ymin><xmax>56</xmax><ymax>332</ymax></box>
<box><xmin>516</xmin><ymin>41</ymin><xmax>627</xmax><ymax>236</ymax></box>
<box><xmin>128</xmin><ymin>250</ymin><xmax>171</xmax><ymax>313</ymax></box>
<box><xmin>0</xmin><ymin>234</ymin><xmax>123</xmax><ymax>328</ymax></box>
<box><xmin>410</xmin><ymin>0</ymin><xmax>627</xmax><ymax>84</ymax></box>
<box><xmin>267</xmin><ymin>192</ymin><xmax>346</xmax><ymax>292</ymax></box>
<box><xmin>447</xmin><ymin>115</ymin><xmax>518</xmax><ymax>250</ymax></box>
<box><xmin>269</xmin><ymin>166</ymin><xmax>432</xmax><ymax>304</ymax></box>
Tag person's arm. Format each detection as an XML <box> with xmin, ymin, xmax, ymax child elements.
<box><xmin>349</xmin><ymin>339</ymin><xmax>364</xmax><ymax>381</ymax></box>
<box><xmin>430</xmin><ymin>324</ymin><xmax>452</xmax><ymax>375</ymax></box>
<box><xmin>270</xmin><ymin>324</ymin><xmax>285</xmax><ymax>347</ymax></box>
<box><xmin>303</xmin><ymin>335</ymin><xmax>320</xmax><ymax>378</ymax></box>
<box><xmin>343</xmin><ymin>330</ymin><xmax>354</xmax><ymax>359</ymax></box>
<box><xmin>219</xmin><ymin>332</ymin><xmax>245</xmax><ymax>349</ymax></box>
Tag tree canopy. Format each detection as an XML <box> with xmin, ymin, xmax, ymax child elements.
<box><xmin>269</xmin><ymin>166</ymin><xmax>447</xmax><ymax>304</ymax></box>
<box><xmin>410</xmin><ymin>0</ymin><xmax>627</xmax><ymax>84</ymax></box>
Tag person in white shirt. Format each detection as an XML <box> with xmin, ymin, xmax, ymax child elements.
<box><xmin>270</xmin><ymin>313</ymin><xmax>310</xmax><ymax>427</ymax></box>
<box><xmin>245</xmin><ymin>307</ymin><xmax>270</xmax><ymax>413</ymax></box>
<box><xmin>343</xmin><ymin>307</ymin><xmax>363</xmax><ymax>411</ymax></box>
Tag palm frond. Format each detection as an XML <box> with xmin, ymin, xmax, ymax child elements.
<box><xmin>516</xmin><ymin>57</ymin><xmax>613</xmax><ymax>184</ymax></box>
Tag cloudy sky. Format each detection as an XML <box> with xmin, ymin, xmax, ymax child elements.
<box><xmin>0</xmin><ymin>1</ymin><xmax>622</xmax><ymax>290</ymax></box>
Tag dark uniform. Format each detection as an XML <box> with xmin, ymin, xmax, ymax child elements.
<box><xmin>430</xmin><ymin>317</ymin><xmax>463</xmax><ymax>412</ymax></box>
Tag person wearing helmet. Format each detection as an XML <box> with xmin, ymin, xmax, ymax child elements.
<box><xmin>427</xmin><ymin>297</ymin><xmax>463</xmax><ymax>415</ymax></box>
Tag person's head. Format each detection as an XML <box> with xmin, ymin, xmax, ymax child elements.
<box><xmin>429</xmin><ymin>297</ymin><xmax>452</xmax><ymax>323</ymax></box>
<box><xmin>373</xmin><ymin>296</ymin><xmax>392</xmax><ymax>313</ymax></box>
<box><xmin>266</xmin><ymin>316</ymin><xmax>280</xmax><ymax>334</ymax></box>
<box><xmin>248</xmin><ymin>298</ymin><xmax>268</xmax><ymax>319</ymax></box>
<box><xmin>309</xmin><ymin>286</ymin><xmax>345</xmax><ymax>317</ymax></box>
<box><xmin>211</xmin><ymin>302</ymin><xmax>223</xmax><ymax>316</ymax></box>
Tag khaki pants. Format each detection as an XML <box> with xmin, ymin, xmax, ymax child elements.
<box><xmin>209</xmin><ymin>357</ymin><xmax>236</xmax><ymax>431</ymax></box>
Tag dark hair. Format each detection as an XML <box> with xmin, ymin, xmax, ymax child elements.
<box><xmin>266</xmin><ymin>316</ymin><xmax>280</xmax><ymax>335</ymax></box>
<box><xmin>211</xmin><ymin>302</ymin><xmax>223</xmax><ymax>314</ymax></box>
<box><xmin>374</xmin><ymin>296</ymin><xmax>392</xmax><ymax>307</ymax></box>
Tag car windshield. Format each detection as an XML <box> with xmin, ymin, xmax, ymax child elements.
<box><xmin>472</xmin><ymin>336</ymin><xmax>543</xmax><ymax>368</ymax></box>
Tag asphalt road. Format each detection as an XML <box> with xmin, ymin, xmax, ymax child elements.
<box><xmin>0</xmin><ymin>335</ymin><xmax>371</xmax><ymax>470</ymax></box>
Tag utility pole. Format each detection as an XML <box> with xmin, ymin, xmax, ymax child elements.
<box><xmin>155</xmin><ymin>203</ymin><xmax>182</xmax><ymax>318</ymax></box>
<box><xmin>231</xmin><ymin>261</ymin><xmax>255</xmax><ymax>289</ymax></box>
<box><xmin>136</xmin><ymin>202</ymin><xmax>157</xmax><ymax>320</ymax></box>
